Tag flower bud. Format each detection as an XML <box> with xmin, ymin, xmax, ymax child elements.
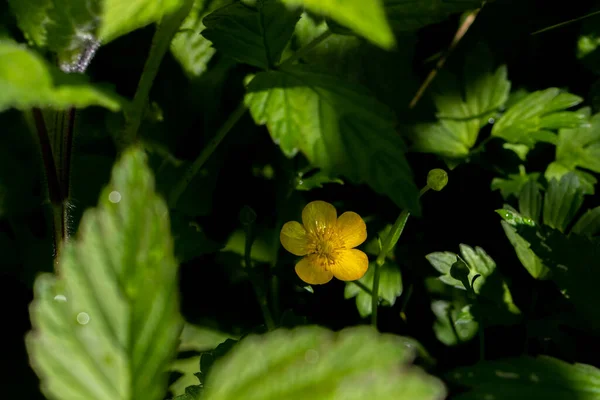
<box><xmin>427</xmin><ymin>169</ymin><xmax>448</xmax><ymax>191</ymax></box>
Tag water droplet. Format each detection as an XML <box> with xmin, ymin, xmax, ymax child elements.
<box><xmin>530</xmin><ymin>373</ymin><xmax>540</xmax><ymax>383</ymax></box>
<box><xmin>305</xmin><ymin>349</ymin><xmax>319</xmax><ymax>364</ymax></box>
<box><xmin>54</xmin><ymin>294</ymin><xmax>67</xmax><ymax>302</ymax></box>
<box><xmin>488</xmin><ymin>117</ymin><xmax>495</xmax><ymax>124</ymax></box>
<box><xmin>109</xmin><ymin>191</ymin><xmax>121</xmax><ymax>203</ymax></box>
<box><xmin>77</xmin><ymin>312</ymin><xmax>90</xmax><ymax>325</ymax></box>
<box><xmin>298</xmin><ymin>180</ymin><xmax>304</xmax><ymax>185</ymax></box>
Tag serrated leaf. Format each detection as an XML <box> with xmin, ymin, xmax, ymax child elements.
<box><xmin>25</xmin><ymin>147</ymin><xmax>183</xmax><ymax>400</ymax></box>
<box><xmin>431</xmin><ymin>300</ymin><xmax>478</xmax><ymax>346</ymax></box>
<box><xmin>447</xmin><ymin>356</ymin><xmax>600</xmax><ymax>400</ymax></box>
<box><xmin>202</xmin><ymin>0</ymin><xmax>302</xmax><ymax>69</ymax></box>
<box><xmin>426</xmin><ymin>245</ymin><xmax>494</xmax><ymax>293</ymax></box>
<box><xmin>344</xmin><ymin>261</ymin><xmax>402</xmax><ymax>318</ymax></box>
<box><xmin>491</xmin><ymin>166</ymin><xmax>541</xmax><ymax>200</ymax></box>
<box><xmin>245</xmin><ymin>65</ymin><xmax>420</xmax><ymax>214</ymax></box>
<box><xmin>383</xmin><ymin>0</ymin><xmax>482</xmax><ymax>32</ymax></box>
<box><xmin>0</xmin><ymin>40</ymin><xmax>124</xmax><ymax>111</ymax></box>
<box><xmin>572</xmin><ymin>206</ymin><xmax>600</xmax><ymax>237</ymax></box>
<box><xmin>7</xmin><ymin>0</ymin><xmax>52</xmax><ymax>47</ymax></box>
<box><xmin>295</xmin><ymin>170</ymin><xmax>344</xmax><ymax>191</ymax></box>
<box><xmin>492</xmin><ymin>88</ymin><xmax>587</xmax><ymax>147</ymax></box>
<box><xmin>201</xmin><ymin>326</ymin><xmax>445</xmax><ymax>400</ymax></box>
<box><xmin>408</xmin><ymin>44</ymin><xmax>510</xmax><ymax>159</ymax></box>
<box><xmin>281</xmin><ymin>0</ymin><xmax>395</xmax><ymax>49</ymax></box>
<box><xmin>543</xmin><ymin>173</ymin><xmax>585</xmax><ymax>233</ymax></box>
<box><xmin>501</xmin><ymin>219</ymin><xmax>549</xmax><ymax>280</ymax></box>
<box><xmin>518</xmin><ymin>179</ymin><xmax>542</xmax><ymax>223</ymax></box>
<box><xmin>170</xmin><ymin>0</ymin><xmax>228</xmax><ymax>78</ymax></box>
<box><xmin>545</xmin><ymin>161</ymin><xmax>597</xmax><ymax>196</ymax></box>
<box><xmin>99</xmin><ymin>0</ymin><xmax>185</xmax><ymax>43</ymax></box>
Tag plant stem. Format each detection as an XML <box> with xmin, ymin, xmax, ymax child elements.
<box><xmin>120</xmin><ymin>0</ymin><xmax>194</xmax><ymax>149</ymax></box>
<box><xmin>353</xmin><ymin>280</ymin><xmax>374</xmax><ymax>297</ymax></box>
<box><xmin>278</xmin><ymin>29</ymin><xmax>333</xmax><ymax>69</ymax></box>
<box><xmin>244</xmin><ymin>225</ymin><xmax>275</xmax><ymax>331</ymax></box>
<box><xmin>447</xmin><ymin>306</ymin><xmax>462</xmax><ymax>345</ymax></box>
<box><xmin>168</xmin><ymin>101</ymin><xmax>247</xmax><ymax>208</ymax></box>
<box><xmin>371</xmin><ymin>261</ymin><xmax>381</xmax><ymax>327</ymax></box>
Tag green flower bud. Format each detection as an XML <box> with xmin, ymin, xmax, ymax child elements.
<box><xmin>427</xmin><ymin>169</ymin><xmax>449</xmax><ymax>191</ymax></box>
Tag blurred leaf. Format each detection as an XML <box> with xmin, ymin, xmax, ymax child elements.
<box><xmin>491</xmin><ymin>166</ymin><xmax>540</xmax><ymax>200</ymax></box>
<box><xmin>179</xmin><ymin>323</ymin><xmax>235</xmax><ymax>353</ymax></box>
<box><xmin>201</xmin><ymin>326</ymin><xmax>446</xmax><ymax>400</ymax></box>
<box><xmin>245</xmin><ymin>65</ymin><xmax>421</xmax><ymax>214</ymax></box>
<box><xmin>199</xmin><ymin>338</ymin><xmax>238</xmax><ymax>382</ymax></box>
<box><xmin>572</xmin><ymin>206</ymin><xmax>600</xmax><ymax>237</ymax></box>
<box><xmin>426</xmin><ymin>245</ymin><xmax>494</xmax><ymax>293</ymax></box>
<box><xmin>364</xmin><ymin>224</ymin><xmax>395</xmax><ymax>258</ymax></box>
<box><xmin>99</xmin><ymin>0</ymin><xmax>185</xmax><ymax>43</ymax></box>
<box><xmin>170</xmin><ymin>357</ymin><xmax>203</xmax><ymax>397</ymax></box>
<box><xmin>432</xmin><ymin>300</ymin><xmax>478</xmax><ymax>346</ymax></box>
<box><xmin>383</xmin><ymin>0</ymin><xmax>482</xmax><ymax>32</ymax></box>
<box><xmin>171</xmin><ymin>211</ymin><xmax>222</xmax><ymax>263</ymax></box>
<box><xmin>545</xmin><ymin>161</ymin><xmax>597</xmax><ymax>196</ymax></box>
<box><xmin>543</xmin><ymin>173</ymin><xmax>585</xmax><ymax>233</ymax></box>
<box><xmin>295</xmin><ymin>170</ymin><xmax>343</xmax><ymax>191</ymax></box>
<box><xmin>0</xmin><ymin>40</ymin><xmax>124</xmax><ymax>112</ymax></box>
<box><xmin>6</xmin><ymin>0</ymin><xmax>51</xmax><ymax>47</ymax></box>
<box><xmin>548</xmin><ymin>112</ymin><xmax>600</xmax><ymax>193</ymax></box>
<box><xmin>25</xmin><ymin>147</ymin><xmax>183</xmax><ymax>400</ymax></box>
<box><xmin>202</xmin><ymin>0</ymin><xmax>302</xmax><ymax>68</ymax></box>
<box><xmin>408</xmin><ymin>44</ymin><xmax>510</xmax><ymax>159</ymax></box>
<box><xmin>447</xmin><ymin>356</ymin><xmax>600</xmax><ymax>400</ymax></box>
<box><xmin>281</xmin><ymin>0</ymin><xmax>395</xmax><ymax>49</ymax></box>
<box><xmin>170</xmin><ymin>0</ymin><xmax>231</xmax><ymax>79</ymax></box>
<box><xmin>221</xmin><ymin>228</ymin><xmax>275</xmax><ymax>264</ymax></box>
<box><xmin>492</xmin><ymin>88</ymin><xmax>587</xmax><ymax>148</ymax></box>
<box><xmin>344</xmin><ymin>261</ymin><xmax>402</xmax><ymax>318</ymax></box>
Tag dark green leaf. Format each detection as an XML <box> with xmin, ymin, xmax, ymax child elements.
<box><xmin>26</xmin><ymin>147</ymin><xmax>183</xmax><ymax>400</ymax></box>
<box><xmin>383</xmin><ymin>0</ymin><xmax>482</xmax><ymax>32</ymax></box>
<box><xmin>492</xmin><ymin>88</ymin><xmax>587</xmax><ymax>147</ymax></box>
<box><xmin>245</xmin><ymin>65</ymin><xmax>421</xmax><ymax>214</ymax></box>
<box><xmin>543</xmin><ymin>173</ymin><xmax>585</xmax><ymax>233</ymax></box>
<box><xmin>431</xmin><ymin>300</ymin><xmax>478</xmax><ymax>346</ymax></box>
<box><xmin>202</xmin><ymin>0</ymin><xmax>302</xmax><ymax>68</ymax></box>
<box><xmin>519</xmin><ymin>179</ymin><xmax>542</xmax><ymax>223</ymax></box>
<box><xmin>491</xmin><ymin>166</ymin><xmax>540</xmax><ymax>200</ymax></box>
<box><xmin>281</xmin><ymin>0</ymin><xmax>396</xmax><ymax>49</ymax></box>
<box><xmin>572</xmin><ymin>206</ymin><xmax>600</xmax><ymax>237</ymax></box>
<box><xmin>202</xmin><ymin>326</ymin><xmax>446</xmax><ymax>400</ymax></box>
<box><xmin>171</xmin><ymin>211</ymin><xmax>222</xmax><ymax>263</ymax></box>
<box><xmin>447</xmin><ymin>356</ymin><xmax>600</xmax><ymax>400</ymax></box>
<box><xmin>501</xmin><ymin>218</ymin><xmax>549</xmax><ymax>280</ymax></box>
<box><xmin>344</xmin><ymin>261</ymin><xmax>402</xmax><ymax>317</ymax></box>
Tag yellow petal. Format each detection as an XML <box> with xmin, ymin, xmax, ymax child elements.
<box><xmin>295</xmin><ymin>255</ymin><xmax>334</xmax><ymax>285</ymax></box>
<box><xmin>280</xmin><ymin>221</ymin><xmax>310</xmax><ymax>256</ymax></box>
<box><xmin>336</xmin><ymin>211</ymin><xmax>367</xmax><ymax>248</ymax></box>
<box><xmin>302</xmin><ymin>200</ymin><xmax>337</xmax><ymax>234</ymax></box>
<box><xmin>330</xmin><ymin>249</ymin><xmax>369</xmax><ymax>281</ymax></box>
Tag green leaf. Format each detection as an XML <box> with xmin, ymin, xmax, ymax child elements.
<box><xmin>501</xmin><ymin>217</ymin><xmax>549</xmax><ymax>280</ymax></box>
<box><xmin>245</xmin><ymin>66</ymin><xmax>420</xmax><ymax>214</ymax></box>
<box><xmin>25</xmin><ymin>147</ymin><xmax>184</xmax><ymax>400</ymax></box>
<box><xmin>491</xmin><ymin>166</ymin><xmax>541</xmax><ymax>200</ymax></box>
<box><xmin>447</xmin><ymin>356</ymin><xmax>600</xmax><ymax>400</ymax></box>
<box><xmin>545</xmin><ymin>161</ymin><xmax>597</xmax><ymax>196</ymax></box>
<box><xmin>518</xmin><ymin>179</ymin><xmax>542</xmax><ymax>223</ymax></box>
<box><xmin>543</xmin><ymin>173</ymin><xmax>585</xmax><ymax>233</ymax></box>
<box><xmin>383</xmin><ymin>0</ymin><xmax>483</xmax><ymax>32</ymax></box>
<box><xmin>295</xmin><ymin>169</ymin><xmax>344</xmax><ymax>191</ymax></box>
<box><xmin>491</xmin><ymin>88</ymin><xmax>587</xmax><ymax>147</ymax></box>
<box><xmin>171</xmin><ymin>211</ymin><xmax>222</xmax><ymax>263</ymax></box>
<box><xmin>281</xmin><ymin>0</ymin><xmax>395</xmax><ymax>49</ymax></box>
<box><xmin>344</xmin><ymin>261</ymin><xmax>402</xmax><ymax>318</ymax></box>
<box><xmin>426</xmin><ymin>245</ymin><xmax>495</xmax><ymax>293</ymax></box>
<box><xmin>201</xmin><ymin>326</ymin><xmax>446</xmax><ymax>400</ymax></box>
<box><xmin>7</xmin><ymin>0</ymin><xmax>52</xmax><ymax>47</ymax></box>
<box><xmin>408</xmin><ymin>44</ymin><xmax>510</xmax><ymax>159</ymax></box>
<box><xmin>202</xmin><ymin>0</ymin><xmax>302</xmax><ymax>69</ymax></box>
<box><xmin>0</xmin><ymin>40</ymin><xmax>124</xmax><ymax>111</ymax></box>
<box><xmin>221</xmin><ymin>228</ymin><xmax>276</xmax><ymax>264</ymax></box>
<box><xmin>99</xmin><ymin>0</ymin><xmax>185</xmax><ymax>43</ymax></box>
<box><xmin>572</xmin><ymin>206</ymin><xmax>600</xmax><ymax>237</ymax></box>
<box><xmin>431</xmin><ymin>300</ymin><xmax>478</xmax><ymax>346</ymax></box>
<box><xmin>170</xmin><ymin>0</ymin><xmax>229</xmax><ymax>79</ymax></box>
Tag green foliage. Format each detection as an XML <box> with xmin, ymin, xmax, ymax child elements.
<box><xmin>491</xmin><ymin>165</ymin><xmax>541</xmax><ymax>200</ymax></box>
<box><xmin>202</xmin><ymin>0</ymin><xmax>302</xmax><ymax>69</ymax></box>
<box><xmin>431</xmin><ymin>300</ymin><xmax>478</xmax><ymax>346</ymax></box>
<box><xmin>344</xmin><ymin>261</ymin><xmax>402</xmax><ymax>317</ymax></box>
<box><xmin>25</xmin><ymin>147</ymin><xmax>183</xmax><ymax>400</ymax></box>
<box><xmin>295</xmin><ymin>169</ymin><xmax>344</xmax><ymax>191</ymax></box>
<box><xmin>0</xmin><ymin>40</ymin><xmax>123</xmax><ymax>111</ymax></box>
<box><xmin>408</xmin><ymin>44</ymin><xmax>510</xmax><ymax>159</ymax></box>
<box><xmin>281</xmin><ymin>0</ymin><xmax>396</xmax><ymax>49</ymax></box>
<box><xmin>447</xmin><ymin>356</ymin><xmax>600</xmax><ymax>399</ymax></box>
<box><xmin>201</xmin><ymin>326</ymin><xmax>446</xmax><ymax>400</ymax></box>
<box><xmin>383</xmin><ymin>0</ymin><xmax>483</xmax><ymax>32</ymax></box>
<box><xmin>245</xmin><ymin>66</ymin><xmax>420</xmax><ymax>214</ymax></box>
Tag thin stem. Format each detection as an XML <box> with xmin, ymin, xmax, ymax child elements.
<box><xmin>531</xmin><ymin>9</ymin><xmax>600</xmax><ymax>35</ymax></box>
<box><xmin>409</xmin><ymin>7</ymin><xmax>482</xmax><ymax>109</ymax></box>
<box><xmin>399</xmin><ymin>283</ymin><xmax>413</xmax><ymax>322</ymax></box>
<box><xmin>353</xmin><ymin>280</ymin><xmax>374</xmax><ymax>297</ymax></box>
<box><xmin>371</xmin><ymin>261</ymin><xmax>381</xmax><ymax>327</ymax></box>
<box><xmin>168</xmin><ymin>101</ymin><xmax>247</xmax><ymax>208</ymax></box>
<box><xmin>244</xmin><ymin>226</ymin><xmax>275</xmax><ymax>331</ymax></box>
<box><xmin>120</xmin><ymin>0</ymin><xmax>194</xmax><ymax>148</ymax></box>
<box><xmin>278</xmin><ymin>29</ymin><xmax>333</xmax><ymax>68</ymax></box>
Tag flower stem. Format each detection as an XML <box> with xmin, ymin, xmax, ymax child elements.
<box><xmin>168</xmin><ymin>101</ymin><xmax>247</xmax><ymax>208</ymax></box>
<box><xmin>120</xmin><ymin>0</ymin><xmax>194</xmax><ymax>149</ymax></box>
<box><xmin>278</xmin><ymin>29</ymin><xmax>333</xmax><ymax>69</ymax></box>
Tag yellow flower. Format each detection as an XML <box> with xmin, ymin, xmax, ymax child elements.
<box><xmin>280</xmin><ymin>200</ymin><xmax>368</xmax><ymax>285</ymax></box>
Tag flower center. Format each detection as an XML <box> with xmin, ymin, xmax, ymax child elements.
<box><xmin>307</xmin><ymin>228</ymin><xmax>344</xmax><ymax>268</ymax></box>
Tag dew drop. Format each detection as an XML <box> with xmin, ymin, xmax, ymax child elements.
<box><xmin>109</xmin><ymin>191</ymin><xmax>121</xmax><ymax>203</ymax></box>
<box><xmin>488</xmin><ymin>117</ymin><xmax>495</xmax><ymax>124</ymax></box>
<box><xmin>54</xmin><ymin>294</ymin><xmax>67</xmax><ymax>302</ymax></box>
<box><xmin>298</xmin><ymin>180</ymin><xmax>304</xmax><ymax>185</ymax></box>
<box><xmin>77</xmin><ymin>312</ymin><xmax>90</xmax><ymax>325</ymax></box>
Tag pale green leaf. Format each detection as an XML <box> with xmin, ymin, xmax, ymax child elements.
<box><xmin>7</xmin><ymin>0</ymin><xmax>52</xmax><ymax>47</ymax></box>
<box><xmin>543</xmin><ymin>173</ymin><xmax>585</xmax><ymax>233</ymax></box>
<box><xmin>432</xmin><ymin>300</ymin><xmax>478</xmax><ymax>346</ymax></box>
<box><xmin>26</xmin><ymin>147</ymin><xmax>183</xmax><ymax>400</ymax></box>
<box><xmin>281</xmin><ymin>0</ymin><xmax>395</xmax><ymax>49</ymax></box>
<box><xmin>202</xmin><ymin>326</ymin><xmax>446</xmax><ymax>400</ymax></box>
<box><xmin>344</xmin><ymin>261</ymin><xmax>402</xmax><ymax>318</ymax></box>
<box><xmin>491</xmin><ymin>165</ymin><xmax>540</xmax><ymax>200</ymax></box>
<box><xmin>572</xmin><ymin>206</ymin><xmax>600</xmax><ymax>237</ymax></box>
<box><xmin>245</xmin><ymin>66</ymin><xmax>420</xmax><ymax>213</ymax></box>
<box><xmin>447</xmin><ymin>356</ymin><xmax>600</xmax><ymax>400</ymax></box>
<box><xmin>501</xmin><ymin>219</ymin><xmax>549</xmax><ymax>280</ymax></box>
<box><xmin>99</xmin><ymin>0</ymin><xmax>185</xmax><ymax>43</ymax></box>
<box><xmin>383</xmin><ymin>0</ymin><xmax>482</xmax><ymax>32</ymax></box>
<box><xmin>0</xmin><ymin>40</ymin><xmax>123</xmax><ymax>111</ymax></box>
<box><xmin>492</xmin><ymin>88</ymin><xmax>587</xmax><ymax>147</ymax></box>
<box><xmin>202</xmin><ymin>0</ymin><xmax>302</xmax><ymax>68</ymax></box>
<box><xmin>545</xmin><ymin>161</ymin><xmax>597</xmax><ymax>196</ymax></box>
